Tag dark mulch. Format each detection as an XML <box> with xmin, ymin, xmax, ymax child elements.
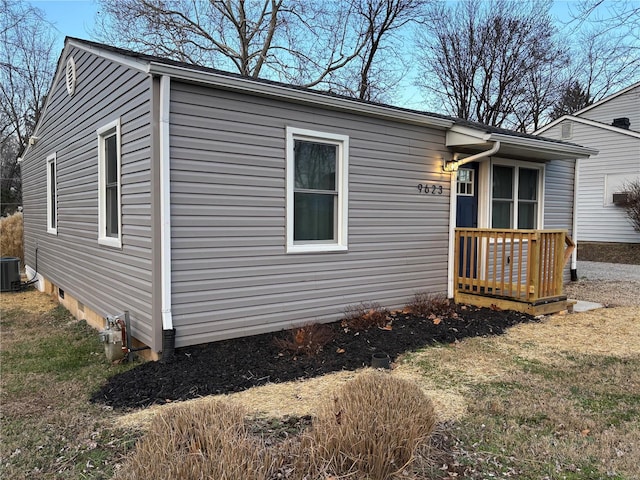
<box><xmin>578</xmin><ymin>241</ymin><xmax>640</xmax><ymax>265</ymax></box>
<box><xmin>90</xmin><ymin>305</ymin><xmax>537</xmax><ymax>410</ymax></box>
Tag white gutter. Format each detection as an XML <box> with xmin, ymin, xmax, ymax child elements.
<box><xmin>489</xmin><ymin>133</ymin><xmax>597</xmax><ymax>158</ymax></box>
<box><xmin>571</xmin><ymin>158</ymin><xmax>580</xmax><ymax>277</ymax></box>
<box><xmin>160</xmin><ymin>75</ymin><xmax>173</xmax><ymax>331</ymax></box>
<box><xmin>447</xmin><ymin>141</ymin><xmax>501</xmax><ymax>298</ymax></box>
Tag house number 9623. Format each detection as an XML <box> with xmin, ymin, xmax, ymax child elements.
<box><xmin>417</xmin><ymin>184</ymin><xmax>443</xmax><ymax>195</ymax></box>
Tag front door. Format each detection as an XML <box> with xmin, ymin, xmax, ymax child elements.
<box><xmin>456</xmin><ymin>163</ymin><xmax>479</xmax><ymax>278</ymax></box>
<box><xmin>456</xmin><ymin>163</ymin><xmax>479</xmax><ymax>228</ymax></box>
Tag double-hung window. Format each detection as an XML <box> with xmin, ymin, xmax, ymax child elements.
<box><xmin>97</xmin><ymin>119</ymin><xmax>122</xmax><ymax>248</ymax></box>
<box><xmin>491</xmin><ymin>162</ymin><xmax>541</xmax><ymax>229</ymax></box>
<box><xmin>46</xmin><ymin>153</ymin><xmax>57</xmax><ymax>234</ymax></box>
<box><xmin>286</xmin><ymin>127</ymin><xmax>348</xmax><ymax>253</ymax></box>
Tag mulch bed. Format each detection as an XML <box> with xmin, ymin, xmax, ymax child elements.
<box><xmin>91</xmin><ymin>305</ymin><xmax>536</xmax><ymax>410</ymax></box>
<box><xmin>577</xmin><ymin>241</ymin><xmax>640</xmax><ymax>264</ymax></box>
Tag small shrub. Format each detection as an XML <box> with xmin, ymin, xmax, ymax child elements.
<box><xmin>274</xmin><ymin>323</ymin><xmax>335</xmax><ymax>356</ymax></box>
<box><xmin>0</xmin><ymin>211</ymin><xmax>24</xmax><ymax>264</ymax></box>
<box><xmin>120</xmin><ymin>400</ymin><xmax>281</xmax><ymax>480</ymax></box>
<box><xmin>406</xmin><ymin>291</ymin><xmax>455</xmax><ymax>318</ymax></box>
<box><xmin>621</xmin><ymin>179</ymin><xmax>640</xmax><ymax>233</ymax></box>
<box><xmin>342</xmin><ymin>302</ymin><xmax>391</xmax><ymax>332</ymax></box>
<box><xmin>307</xmin><ymin>370</ymin><xmax>437</xmax><ymax>479</ymax></box>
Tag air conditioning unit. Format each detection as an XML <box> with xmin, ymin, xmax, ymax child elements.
<box><xmin>0</xmin><ymin>257</ymin><xmax>21</xmax><ymax>292</ymax></box>
<box><xmin>612</xmin><ymin>192</ymin><xmax>629</xmax><ymax>205</ymax></box>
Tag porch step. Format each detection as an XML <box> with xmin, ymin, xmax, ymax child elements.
<box><xmin>454</xmin><ymin>292</ymin><xmax>573</xmax><ymax>316</ymax></box>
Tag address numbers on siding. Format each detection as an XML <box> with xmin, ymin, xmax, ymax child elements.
<box><xmin>417</xmin><ymin>184</ymin><xmax>444</xmax><ymax>195</ymax></box>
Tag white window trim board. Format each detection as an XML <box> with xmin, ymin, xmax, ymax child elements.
<box><xmin>46</xmin><ymin>152</ymin><xmax>57</xmax><ymax>235</ymax></box>
<box><xmin>285</xmin><ymin>126</ymin><xmax>349</xmax><ymax>253</ymax></box>
<box><xmin>97</xmin><ymin>118</ymin><xmax>122</xmax><ymax>248</ymax></box>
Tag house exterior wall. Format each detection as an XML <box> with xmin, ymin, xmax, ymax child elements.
<box><xmin>168</xmin><ymin>81</ymin><xmax>451</xmax><ymax>347</ymax></box>
<box><xmin>580</xmin><ymin>85</ymin><xmax>640</xmax><ymax>132</ymax></box>
<box><xmin>21</xmin><ymin>46</ymin><xmax>157</xmax><ymax>347</ymax></box>
<box><xmin>542</xmin><ymin>121</ymin><xmax>640</xmax><ymax>243</ymax></box>
<box><xmin>543</xmin><ymin>158</ymin><xmax>576</xmax><ymax>281</ymax></box>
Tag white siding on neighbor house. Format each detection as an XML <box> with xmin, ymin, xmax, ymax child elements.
<box><xmin>169</xmin><ymin>81</ymin><xmax>451</xmax><ymax>347</ymax></box>
<box><xmin>580</xmin><ymin>85</ymin><xmax>640</xmax><ymax>132</ymax></box>
<box><xmin>22</xmin><ymin>47</ymin><xmax>156</xmax><ymax>347</ymax></box>
<box><xmin>543</xmin><ymin>121</ymin><xmax>640</xmax><ymax>243</ymax></box>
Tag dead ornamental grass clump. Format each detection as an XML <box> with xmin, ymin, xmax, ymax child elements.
<box><xmin>307</xmin><ymin>370</ymin><xmax>437</xmax><ymax>479</ymax></box>
<box><xmin>121</xmin><ymin>399</ymin><xmax>280</xmax><ymax>480</ymax></box>
<box><xmin>0</xmin><ymin>211</ymin><xmax>24</xmax><ymax>263</ymax></box>
<box><xmin>120</xmin><ymin>371</ymin><xmax>437</xmax><ymax>480</ymax></box>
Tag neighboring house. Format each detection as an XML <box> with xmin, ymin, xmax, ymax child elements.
<box><xmin>536</xmin><ymin>82</ymin><xmax>640</xmax><ymax>244</ymax></box>
<box><xmin>20</xmin><ymin>38</ymin><xmax>595</xmax><ymax>358</ymax></box>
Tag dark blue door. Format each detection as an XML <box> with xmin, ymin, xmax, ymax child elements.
<box><xmin>456</xmin><ymin>162</ymin><xmax>479</xmax><ymax>228</ymax></box>
<box><xmin>456</xmin><ymin>163</ymin><xmax>479</xmax><ymax>279</ymax></box>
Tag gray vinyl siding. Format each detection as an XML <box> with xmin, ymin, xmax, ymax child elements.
<box><xmin>580</xmin><ymin>85</ymin><xmax>640</xmax><ymax>133</ymax></box>
<box><xmin>542</xmin><ymin>121</ymin><xmax>640</xmax><ymax>243</ymax></box>
<box><xmin>543</xmin><ymin>158</ymin><xmax>576</xmax><ymax>282</ymax></box>
<box><xmin>169</xmin><ymin>81</ymin><xmax>450</xmax><ymax>347</ymax></box>
<box><xmin>22</xmin><ymin>47</ymin><xmax>156</xmax><ymax>347</ymax></box>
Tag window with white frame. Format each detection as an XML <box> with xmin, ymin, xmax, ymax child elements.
<box><xmin>97</xmin><ymin>119</ymin><xmax>122</xmax><ymax>248</ymax></box>
<box><xmin>491</xmin><ymin>163</ymin><xmax>541</xmax><ymax>229</ymax></box>
<box><xmin>46</xmin><ymin>153</ymin><xmax>57</xmax><ymax>234</ymax></box>
<box><xmin>286</xmin><ymin>127</ymin><xmax>348</xmax><ymax>253</ymax></box>
<box><xmin>457</xmin><ymin>168</ymin><xmax>474</xmax><ymax>195</ymax></box>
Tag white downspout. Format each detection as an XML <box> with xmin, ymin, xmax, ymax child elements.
<box><xmin>160</xmin><ymin>76</ymin><xmax>173</xmax><ymax>331</ymax></box>
<box><xmin>446</xmin><ymin>141</ymin><xmax>501</xmax><ymax>298</ymax></box>
<box><xmin>447</xmin><ymin>170</ymin><xmax>458</xmax><ymax>298</ymax></box>
<box><xmin>571</xmin><ymin>158</ymin><xmax>580</xmax><ymax>280</ymax></box>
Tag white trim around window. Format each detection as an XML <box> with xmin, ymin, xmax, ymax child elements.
<box><xmin>46</xmin><ymin>153</ymin><xmax>57</xmax><ymax>235</ymax></box>
<box><xmin>97</xmin><ymin>119</ymin><xmax>122</xmax><ymax>248</ymax></box>
<box><xmin>286</xmin><ymin>126</ymin><xmax>349</xmax><ymax>253</ymax></box>
<box><xmin>488</xmin><ymin>158</ymin><xmax>544</xmax><ymax>230</ymax></box>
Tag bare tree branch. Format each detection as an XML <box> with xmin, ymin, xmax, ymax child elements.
<box><xmin>0</xmin><ymin>0</ymin><xmax>57</xmax><ymax>215</ymax></box>
<box><xmin>416</xmin><ymin>0</ymin><xmax>566</xmax><ymax>132</ymax></box>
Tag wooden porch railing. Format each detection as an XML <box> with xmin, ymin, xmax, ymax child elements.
<box><xmin>454</xmin><ymin>228</ymin><xmax>575</xmax><ymax>303</ymax></box>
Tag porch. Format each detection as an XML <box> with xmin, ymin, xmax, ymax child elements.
<box><xmin>453</xmin><ymin>228</ymin><xmax>575</xmax><ymax>315</ymax></box>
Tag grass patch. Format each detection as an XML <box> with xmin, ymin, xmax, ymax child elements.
<box><xmin>432</xmin><ymin>351</ymin><xmax>640</xmax><ymax>479</ymax></box>
<box><xmin>2</xmin><ymin>288</ymin><xmax>639</xmax><ymax>479</ymax></box>
<box><xmin>0</xmin><ymin>293</ymin><xmax>139</xmax><ymax>479</ymax></box>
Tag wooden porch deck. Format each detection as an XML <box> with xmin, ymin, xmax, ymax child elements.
<box><xmin>454</xmin><ymin>228</ymin><xmax>575</xmax><ymax>315</ymax></box>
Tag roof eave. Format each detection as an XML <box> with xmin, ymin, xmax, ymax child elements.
<box><xmin>148</xmin><ymin>62</ymin><xmax>454</xmax><ymax>129</ymax></box>
<box><xmin>488</xmin><ymin>132</ymin><xmax>598</xmax><ymax>159</ymax></box>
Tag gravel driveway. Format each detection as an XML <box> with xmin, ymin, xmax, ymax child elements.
<box><xmin>576</xmin><ymin>261</ymin><xmax>640</xmax><ymax>282</ymax></box>
<box><xmin>565</xmin><ymin>261</ymin><xmax>640</xmax><ymax>307</ymax></box>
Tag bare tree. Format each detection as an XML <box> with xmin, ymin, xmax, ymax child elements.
<box><xmin>94</xmin><ymin>0</ymin><xmax>425</xmax><ymax>101</ymax></box>
<box><xmin>94</xmin><ymin>0</ymin><xmax>367</xmax><ymax>87</ymax></box>
<box><xmin>0</xmin><ymin>0</ymin><xmax>57</xmax><ymax>215</ymax></box>
<box><xmin>565</xmin><ymin>0</ymin><xmax>640</xmax><ymax>101</ymax></box>
<box><xmin>416</xmin><ymin>0</ymin><xmax>567</xmax><ymax>132</ymax></box>
<box><xmin>350</xmin><ymin>0</ymin><xmax>427</xmax><ymax>102</ymax></box>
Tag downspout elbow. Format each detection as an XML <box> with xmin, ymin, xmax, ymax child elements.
<box><xmin>444</xmin><ymin>141</ymin><xmax>501</xmax><ymax>172</ymax></box>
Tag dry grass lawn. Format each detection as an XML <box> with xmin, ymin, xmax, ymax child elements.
<box><xmin>2</xmin><ymin>289</ymin><xmax>639</xmax><ymax>479</ymax></box>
